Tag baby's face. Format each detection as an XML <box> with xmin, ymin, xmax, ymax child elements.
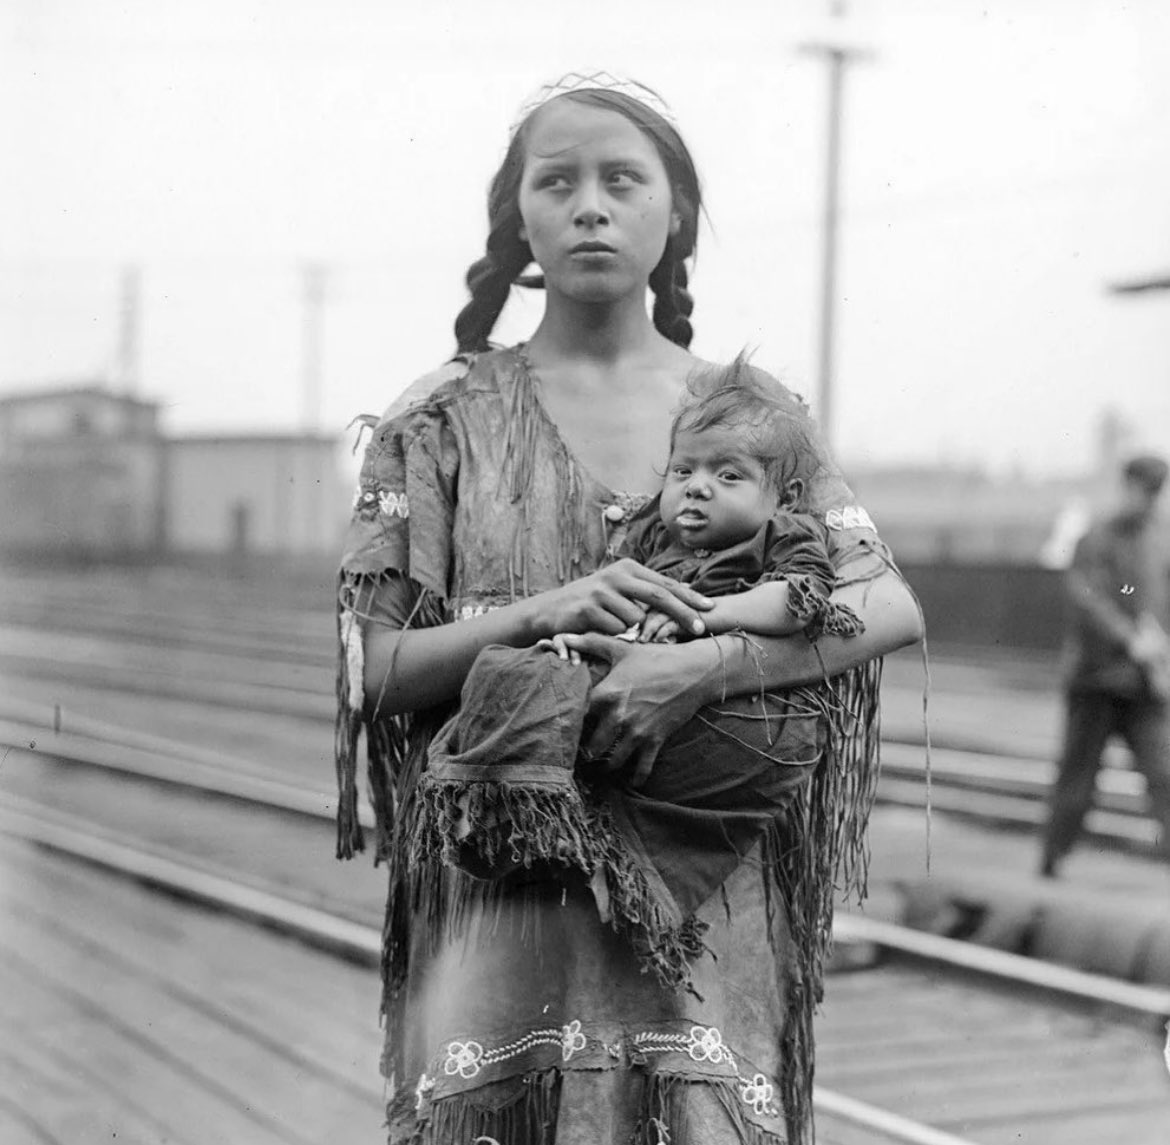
<box><xmin>660</xmin><ymin>426</ymin><xmax>779</xmax><ymax>550</ymax></box>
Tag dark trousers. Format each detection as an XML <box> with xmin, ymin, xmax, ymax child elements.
<box><xmin>1041</xmin><ymin>689</ymin><xmax>1170</xmax><ymax>871</ymax></box>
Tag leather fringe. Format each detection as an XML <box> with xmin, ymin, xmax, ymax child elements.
<box><xmin>411</xmin><ymin>777</ymin><xmax>595</xmax><ymax>875</ymax></box>
<box><xmin>406</xmin><ymin>780</ymin><xmax>712</xmax><ymax>998</ymax></box>
<box><xmin>770</xmin><ymin>659</ymin><xmax>884</xmax><ymax>1145</ymax></box>
<box><xmin>636</xmin><ymin>1071</ymin><xmax>785</xmax><ymax>1145</ymax></box>
<box><xmin>335</xmin><ymin>570</ymin><xmax>449</xmax><ymax>861</ymax></box>
<box><xmin>786</xmin><ymin>574</ymin><xmax>865</xmax><ymax>643</ymax></box>
<box><xmin>585</xmin><ymin>798</ymin><xmax>711</xmax><ymax>999</ymax></box>
<box><xmin>389</xmin><ymin>1068</ymin><xmax>561</xmax><ymax>1145</ymax></box>
<box><xmin>335</xmin><ymin>573</ymin><xmax>367</xmax><ymax>859</ymax></box>
<box><xmin>506</xmin><ymin>349</ymin><xmax>588</xmax><ymax>589</ymax></box>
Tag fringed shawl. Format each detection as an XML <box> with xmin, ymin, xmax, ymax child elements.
<box><xmin>334</xmin><ymin>347</ymin><xmax>892</xmax><ymax>1145</ymax></box>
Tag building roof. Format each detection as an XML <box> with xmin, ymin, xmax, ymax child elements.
<box><xmin>1109</xmin><ymin>273</ymin><xmax>1170</xmax><ymax>295</ymax></box>
<box><xmin>0</xmin><ymin>382</ymin><xmax>158</xmax><ymax>409</ymax></box>
<box><xmin>166</xmin><ymin>432</ymin><xmax>339</xmax><ymax>447</ymax></box>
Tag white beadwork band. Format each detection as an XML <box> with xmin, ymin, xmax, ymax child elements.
<box><xmin>511</xmin><ymin>69</ymin><xmax>678</xmax><ymax>136</ymax></box>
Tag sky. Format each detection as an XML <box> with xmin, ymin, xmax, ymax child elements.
<box><xmin>2</xmin><ymin>0</ymin><xmax>1168</xmax><ymax>479</ymax></box>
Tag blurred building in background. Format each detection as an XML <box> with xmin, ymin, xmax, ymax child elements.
<box><xmin>2</xmin><ymin>378</ymin><xmax>1163</xmax><ymax>652</ymax></box>
<box><xmin>0</xmin><ymin>381</ymin><xmax>347</xmax><ymax>562</ymax></box>
<box><xmin>848</xmin><ymin>405</ymin><xmax>1156</xmax><ymax>566</ymax></box>
<box><xmin>0</xmin><ymin>383</ymin><xmax>164</xmax><ymax>557</ymax></box>
<box><xmin>850</xmin><ymin>465</ymin><xmax>1085</xmax><ymax>564</ymax></box>
<box><xmin>163</xmin><ymin>432</ymin><xmax>343</xmax><ymax>556</ymax></box>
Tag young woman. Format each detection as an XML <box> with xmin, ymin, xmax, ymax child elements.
<box><xmin>335</xmin><ymin>71</ymin><xmax>921</xmax><ymax>1145</ymax></box>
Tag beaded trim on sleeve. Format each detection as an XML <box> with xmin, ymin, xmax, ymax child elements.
<box><xmin>825</xmin><ymin>505</ymin><xmax>876</xmax><ymax>532</ymax></box>
<box><xmin>352</xmin><ymin>484</ymin><xmax>410</xmax><ymax>519</ymax></box>
<box><xmin>455</xmin><ymin>602</ymin><xmax>499</xmax><ymax>622</ymax></box>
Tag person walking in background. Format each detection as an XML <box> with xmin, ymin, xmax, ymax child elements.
<box><xmin>1040</xmin><ymin>454</ymin><xmax>1170</xmax><ymax>877</ymax></box>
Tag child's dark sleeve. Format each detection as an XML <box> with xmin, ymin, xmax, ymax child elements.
<box><xmin>614</xmin><ymin>494</ymin><xmax>667</xmax><ymax>566</ymax></box>
<box><xmin>758</xmin><ymin>515</ymin><xmax>837</xmax><ymax>598</ymax></box>
<box><xmin>761</xmin><ymin>515</ymin><xmax>865</xmax><ymax>639</ymax></box>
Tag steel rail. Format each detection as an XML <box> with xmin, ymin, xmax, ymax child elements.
<box><xmin>876</xmin><ymin>776</ymin><xmax>1157</xmax><ymax>848</ymax></box>
<box><xmin>880</xmin><ymin>741</ymin><xmax>1145</xmax><ymax>803</ymax></box>
<box><xmin>834</xmin><ymin>913</ymin><xmax>1170</xmax><ymax>1018</ymax></box>
<box><xmin>813</xmin><ymin>1090</ymin><xmax>977</xmax><ymax>1145</ymax></box>
<box><xmin>0</xmin><ymin>717</ymin><xmax>374</xmax><ymax>829</ymax></box>
<box><xmin>4</xmin><ymin>729</ymin><xmax>1168</xmax><ymax>1018</ymax></box>
<box><xmin>2</xmin><ymin>651</ymin><xmax>1144</xmax><ymax>795</ymax></box>
<box><xmin>0</xmin><ymin>796</ymin><xmax>381</xmax><ymax>963</ymax></box>
<box><xmin>4</xmin><ymin>705</ymin><xmax>1152</xmax><ymax>858</ymax></box>
<box><xmin>0</xmin><ymin>715</ymin><xmax>374</xmax><ymax>823</ymax></box>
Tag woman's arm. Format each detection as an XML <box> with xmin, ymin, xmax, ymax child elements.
<box><xmin>361</xmin><ymin>559</ymin><xmax>716</xmax><ymax>717</ymax></box>
<box><xmin>363</xmin><ymin>596</ymin><xmax>541</xmax><ymax>716</ymax></box>
<box><xmin>561</xmin><ymin>563</ymin><xmax>922</xmax><ymax>782</ymax></box>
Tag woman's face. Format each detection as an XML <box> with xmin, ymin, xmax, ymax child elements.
<box><xmin>518</xmin><ymin>98</ymin><xmax>679</xmax><ymax>305</ymax></box>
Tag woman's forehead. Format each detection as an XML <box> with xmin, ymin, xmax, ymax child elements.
<box><xmin>524</xmin><ymin>99</ymin><xmax>661</xmax><ymax>164</ymax></box>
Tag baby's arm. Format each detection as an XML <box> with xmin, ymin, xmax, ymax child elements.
<box><xmin>699</xmin><ymin>582</ymin><xmax>809</xmax><ymax>637</ymax></box>
<box><xmin>635</xmin><ymin>585</ymin><xmax>798</xmax><ymax>642</ymax></box>
<box><xmin>639</xmin><ymin>582</ymin><xmax>806</xmax><ymax>642</ymax></box>
<box><xmin>694</xmin><ymin>515</ymin><xmax>864</xmax><ymax>642</ymax></box>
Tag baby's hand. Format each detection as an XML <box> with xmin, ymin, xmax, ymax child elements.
<box><xmin>537</xmin><ymin>633</ymin><xmax>583</xmax><ymax>666</ymax></box>
<box><xmin>638</xmin><ymin>608</ymin><xmax>681</xmax><ymax>644</ymax></box>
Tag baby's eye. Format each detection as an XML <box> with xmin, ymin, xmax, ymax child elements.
<box><xmin>670</xmin><ymin>465</ymin><xmax>691</xmax><ymax>478</ymax></box>
<box><xmin>719</xmin><ymin>470</ymin><xmax>743</xmax><ymax>482</ymax></box>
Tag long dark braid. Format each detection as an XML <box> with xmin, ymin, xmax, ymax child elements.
<box><xmin>453</xmin><ymin>122</ymin><xmax>535</xmax><ymax>355</ymax></box>
<box><xmin>649</xmin><ymin>239</ymin><xmax>695</xmax><ymax>349</ymax></box>
<box><xmin>454</xmin><ymin>221</ymin><xmax>532</xmax><ymax>355</ymax></box>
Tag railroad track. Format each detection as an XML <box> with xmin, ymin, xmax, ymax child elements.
<box><xmin>2</xmin><ymin>724</ymin><xmax>1168</xmax><ymax>1144</ymax></box>
<box><xmin>1</xmin><ymin>634</ymin><xmax>1157</xmax><ymax>859</ymax></box>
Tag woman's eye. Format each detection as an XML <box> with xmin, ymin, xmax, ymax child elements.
<box><xmin>536</xmin><ymin>173</ymin><xmax>570</xmax><ymax>190</ymax></box>
<box><xmin>608</xmin><ymin>170</ymin><xmax>639</xmax><ymax>188</ymax></box>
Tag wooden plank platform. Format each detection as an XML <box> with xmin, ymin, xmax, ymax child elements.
<box><xmin>0</xmin><ymin>835</ymin><xmax>384</xmax><ymax>1145</ymax></box>
<box><xmin>816</xmin><ymin>963</ymin><xmax>1170</xmax><ymax>1144</ymax></box>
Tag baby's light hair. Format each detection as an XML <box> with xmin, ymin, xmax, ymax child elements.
<box><xmin>670</xmin><ymin>354</ymin><xmax>824</xmax><ymax>500</ymax></box>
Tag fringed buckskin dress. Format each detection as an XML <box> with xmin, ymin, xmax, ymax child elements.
<box><xmin>335</xmin><ymin>346</ymin><xmax>890</xmax><ymax>1145</ymax></box>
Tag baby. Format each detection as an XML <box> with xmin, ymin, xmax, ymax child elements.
<box><xmin>554</xmin><ymin>354</ymin><xmax>846</xmax><ymax>654</ymax></box>
<box><xmin>413</xmin><ymin>357</ymin><xmax>863</xmax><ymax>989</ymax></box>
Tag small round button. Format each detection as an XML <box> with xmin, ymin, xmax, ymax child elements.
<box><xmin>603</xmin><ymin>503</ymin><xmax>625</xmax><ymax>523</ymax></box>
<box><xmin>362</xmin><ymin>491</ymin><xmax>376</xmax><ymax>503</ymax></box>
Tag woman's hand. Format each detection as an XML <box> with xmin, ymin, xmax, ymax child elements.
<box><xmin>554</xmin><ymin>632</ymin><xmax>720</xmax><ymax>788</ymax></box>
<box><xmin>526</xmin><ymin>558</ymin><xmax>713</xmax><ymax>640</ymax></box>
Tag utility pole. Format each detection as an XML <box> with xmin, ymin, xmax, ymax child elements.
<box><xmin>799</xmin><ymin>2</ymin><xmax>870</xmax><ymax>454</ymax></box>
<box><xmin>301</xmin><ymin>262</ymin><xmax>327</xmax><ymax>433</ymax></box>
<box><xmin>116</xmin><ymin>263</ymin><xmax>142</xmax><ymax>395</ymax></box>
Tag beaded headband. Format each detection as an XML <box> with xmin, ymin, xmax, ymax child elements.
<box><xmin>509</xmin><ymin>69</ymin><xmax>679</xmax><ymax>137</ymax></box>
